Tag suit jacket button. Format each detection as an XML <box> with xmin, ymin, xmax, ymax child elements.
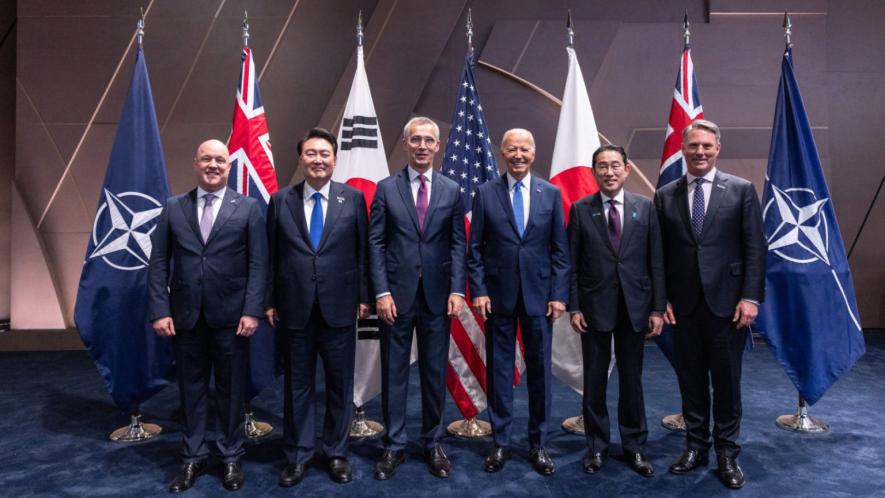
<box><xmin>311</xmin><ymin>275</ymin><xmax>317</xmax><ymax>281</ymax></box>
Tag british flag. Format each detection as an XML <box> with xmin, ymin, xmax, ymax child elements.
<box><xmin>658</xmin><ymin>43</ymin><xmax>704</xmax><ymax>187</ymax></box>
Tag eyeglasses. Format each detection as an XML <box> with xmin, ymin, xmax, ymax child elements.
<box><xmin>408</xmin><ymin>135</ymin><xmax>438</xmax><ymax>146</ymax></box>
<box><xmin>593</xmin><ymin>162</ymin><xmax>625</xmax><ymax>173</ymax></box>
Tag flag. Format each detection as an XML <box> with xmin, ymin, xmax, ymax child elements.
<box><xmin>757</xmin><ymin>47</ymin><xmax>865</xmax><ymax>405</ymax></box>
<box><xmin>333</xmin><ymin>45</ymin><xmax>390</xmax><ymax>407</ymax></box>
<box><xmin>442</xmin><ymin>52</ymin><xmax>522</xmax><ymax>420</ymax></box>
<box><xmin>548</xmin><ymin>46</ymin><xmax>602</xmax><ymax>394</ymax></box>
<box><xmin>227</xmin><ymin>46</ymin><xmax>279</xmax><ymax>399</ymax></box>
<box><xmin>74</xmin><ymin>47</ymin><xmax>173</xmax><ymax>412</ymax></box>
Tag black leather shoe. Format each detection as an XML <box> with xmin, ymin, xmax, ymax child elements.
<box><xmin>278</xmin><ymin>464</ymin><xmax>305</xmax><ymax>488</ymax></box>
<box><xmin>222</xmin><ymin>462</ymin><xmax>244</xmax><ymax>491</ymax></box>
<box><xmin>328</xmin><ymin>457</ymin><xmax>352</xmax><ymax>484</ymax></box>
<box><xmin>717</xmin><ymin>456</ymin><xmax>745</xmax><ymax>489</ymax></box>
<box><xmin>483</xmin><ymin>446</ymin><xmax>511</xmax><ymax>473</ymax></box>
<box><xmin>169</xmin><ymin>461</ymin><xmax>207</xmax><ymax>493</ymax></box>
<box><xmin>625</xmin><ymin>452</ymin><xmax>654</xmax><ymax>477</ymax></box>
<box><xmin>425</xmin><ymin>445</ymin><xmax>451</xmax><ymax>478</ymax></box>
<box><xmin>374</xmin><ymin>449</ymin><xmax>405</xmax><ymax>480</ymax></box>
<box><xmin>668</xmin><ymin>448</ymin><xmax>708</xmax><ymax>475</ymax></box>
<box><xmin>582</xmin><ymin>452</ymin><xmax>605</xmax><ymax>474</ymax></box>
<box><xmin>529</xmin><ymin>447</ymin><xmax>555</xmax><ymax>476</ymax></box>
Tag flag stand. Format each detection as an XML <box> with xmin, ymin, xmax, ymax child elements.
<box><xmin>562</xmin><ymin>415</ymin><xmax>584</xmax><ymax>434</ymax></box>
<box><xmin>110</xmin><ymin>409</ymin><xmax>162</xmax><ymax>442</ymax></box>
<box><xmin>350</xmin><ymin>405</ymin><xmax>383</xmax><ymax>438</ymax></box>
<box><xmin>244</xmin><ymin>402</ymin><xmax>272</xmax><ymax>439</ymax></box>
<box><xmin>447</xmin><ymin>417</ymin><xmax>491</xmax><ymax>437</ymax></box>
<box><xmin>661</xmin><ymin>413</ymin><xmax>687</xmax><ymax>432</ymax></box>
<box><xmin>776</xmin><ymin>395</ymin><xmax>828</xmax><ymax>433</ymax></box>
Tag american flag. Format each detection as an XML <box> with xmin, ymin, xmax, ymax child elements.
<box><xmin>227</xmin><ymin>46</ymin><xmax>279</xmax><ymax>398</ymax></box>
<box><xmin>443</xmin><ymin>53</ymin><xmax>524</xmax><ymax>420</ymax></box>
<box><xmin>658</xmin><ymin>43</ymin><xmax>704</xmax><ymax>187</ymax></box>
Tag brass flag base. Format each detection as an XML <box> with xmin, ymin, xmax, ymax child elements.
<box><xmin>350</xmin><ymin>406</ymin><xmax>384</xmax><ymax>438</ymax></box>
<box><xmin>244</xmin><ymin>410</ymin><xmax>273</xmax><ymax>439</ymax></box>
<box><xmin>661</xmin><ymin>413</ymin><xmax>686</xmax><ymax>432</ymax></box>
<box><xmin>110</xmin><ymin>413</ymin><xmax>162</xmax><ymax>442</ymax></box>
<box><xmin>561</xmin><ymin>415</ymin><xmax>585</xmax><ymax>435</ymax></box>
<box><xmin>776</xmin><ymin>396</ymin><xmax>828</xmax><ymax>433</ymax></box>
<box><xmin>447</xmin><ymin>417</ymin><xmax>491</xmax><ymax>437</ymax></box>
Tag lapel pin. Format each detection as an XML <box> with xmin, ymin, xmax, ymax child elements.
<box><xmin>716</xmin><ymin>184</ymin><xmax>726</xmax><ymax>190</ymax></box>
<box><xmin>536</xmin><ymin>187</ymin><xmax>542</xmax><ymax>193</ymax></box>
<box><xmin>336</xmin><ymin>196</ymin><xmax>345</xmax><ymax>203</ymax></box>
<box><xmin>592</xmin><ymin>212</ymin><xmax>602</xmax><ymax>217</ymax></box>
<box><xmin>631</xmin><ymin>211</ymin><xmax>638</xmax><ymax>220</ymax></box>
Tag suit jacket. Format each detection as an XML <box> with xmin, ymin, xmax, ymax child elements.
<box><xmin>368</xmin><ymin>168</ymin><xmax>466</xmax><ymax>315</ymax></box>
<box><xmin>567</xmin><ymin>191</ymin><xmax>665</xmax><ymax>332</ymax></box>
<box><xmin>654</xmin><ymin>171</ymin><xmax>767</xmax><ymax>318</ymax></box>
<box><xmin>265</xmin><ymin>181</ymin><xmax>369</xmax><ymax>329</ymax></box>
<box><xmin>467</xmin><ymin>175</ymin><xmax>570</xmax><ymax>317</ymax></box>
<box><xmin>148</xmin><ymin>188</ymin><xmax>267</xmax><ymax>330</ymax></box>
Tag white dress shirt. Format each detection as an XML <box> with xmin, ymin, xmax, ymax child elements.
<box><xmin>408</xmin><ymin>166</ymin><xmax>432</xmax><ymax>205</ymax></box>
<box><xmin>304</xmin><ymin>181</ymin><xmax>330</xmax><ymax>234</ymax></box>
<box><xmin>686</xmin><ymin>167</ymin><xmax>717</xmax><ymax>217</ymax></box>
<box><xmin>506</xmin><ymin>172</ymin><xmax>531</xmax><ymax>229</ymax></box>
<box><xmin>196</xmin><ymin>186</ymin><xmax>226</xmax><ymax>228</ymax></box>
<box><xmin>600</xmin><ymin>189</ymin><xmax>625</xmax><ymax>228</ymax></box>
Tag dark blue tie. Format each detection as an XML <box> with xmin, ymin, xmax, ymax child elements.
<box><xmin>513</xmin><ymin>180</ymin><xmax>525</xmax><ymax>237</ymax></box>
<box><xmin>691</xmin><ymin>178</ymin><xmax>705</xmax><ymax>237</ymax></box>
<box><xmin>309</xmin><ymin>191</ymin><xmax>324</xmax><ymax>249</ymax></box>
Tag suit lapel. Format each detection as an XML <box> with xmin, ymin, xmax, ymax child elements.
<box><xmin>701</xmin><ymin>171</ymin><xmax>729</xmax><ymax>240</ymax></box>
<box><xmin>589</xmin><ymin>194</ymin><xmax>616</xmax><ymax>255</ymax></box>
<box><xmin>522</xmin><ymin>176</ymin><xmax>542</xmax><ymax>239</ymax></box>
<box><xmin>494</xmin><ymin>175</ymin><xmax>520</xmax><ymax>236</ymax></box>
<box><xmin>619</xmin><ymin>191</ymin><xmax>639</xmax><ymax>252</ymax></box>
<box><xmin>395</xmin><ymin>168</ymin><xmax>421</xmax><ymax>234</ymax></box>
<box><xmin>179</xmin><ymin>189</ymin><xmax>203</xmax><ymax>244</ymax></box>
<box><xmin>285</xmin><ymin>183</ymin><xmax>310</xmax><ymax>245</ymax></box>
<box><xmin>317</xmin><ymin>182</ymin><xmax>344</xmax><ymax>251</ymax></box>
<box><xmin>205</xmin><ymin>188</ymin><xmax>241</xmax><ymax>245</ymax></box>
<box><xmin>674</xmin><ymin>176</ymin><xmax>695</xmax><ymax>240</ymax></box>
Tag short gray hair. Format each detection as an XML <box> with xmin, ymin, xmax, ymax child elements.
<box><xmin>682</xmin><ymin>119</ymin><xmax>721</xmax><ymax>143</ymax></box>
<box><xmin>402</xmin><ymin>116</ymin><xmax>440</xmax><ymax>140</ymax></box>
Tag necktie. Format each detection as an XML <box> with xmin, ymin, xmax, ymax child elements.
<box><xmin>416</xmin><ymin>174</ymin><xmax>428</xmax><ymax>232</ymax></box>
<box><xmin>309</xmin><ymin>191</ymin><xmax>324</xmax><ymax>249</ymax></box>
<box><xmin>199</xmin><ymin>193</ymin><xmax>216</xmax><ymax>243</ymax></box>
<box><xmin>513</xmin><ymin>180</ymin><xmax>525</xmax><ymax>237</ymax></box>
<box><xmin>608</xmin><ymin>199</ymin><xmax>621</xmax><ymax>253</ymax></box>
<box><xmin>691</xmin><ymin>178</ymin><xmax>705</xmax><ymax>237</ymax></box>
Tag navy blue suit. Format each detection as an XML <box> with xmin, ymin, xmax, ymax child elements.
<box><xmin>266</xmin><ymin>180</ymin><xmax>368</xmax><ymax>465</ymax></box>
<box><xmin>368</xmin><ymin>168</ymin><xmax>466</xmax><ymax>451</ymax></box>
<box><xmin>148</xmin><ymin>188</ymin><xmax>267</xmax><ymax>464</ymax></box>
<box><xmin>467</xmin><ymin>174</ymin><xmax>570</xmax><ymax>449</ymax></box>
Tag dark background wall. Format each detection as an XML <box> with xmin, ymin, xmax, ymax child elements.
<box><xmin>2</xmin><ymin>0</ymin><xmax>883</xmax><ymax>349</ymax></box>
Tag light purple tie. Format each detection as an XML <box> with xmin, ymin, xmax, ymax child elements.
<box><xmin>608</xmin><ymin>199</ymin><xmax>621</xmax><ymax>253</ymax></box>
<box><xmin>200</xmin><ymin>193</ymin><xmax>216</xmax><ymax>242</ymax></box>
<box><xmin>416</xmin><ymin>174</ymin><xmax>428</xmax><ymax>232</ymax></box>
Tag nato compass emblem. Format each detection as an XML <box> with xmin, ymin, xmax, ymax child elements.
<box><xmin>763</xmin><ymin>182</ymin><xmax>830</xmax><ymax>266</ymax></box>
<box><xmin>88</xmin><ymin>189</ymin><xmax>164</xmax><ymax>271</ymax></box>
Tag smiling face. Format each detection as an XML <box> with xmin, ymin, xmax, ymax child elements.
<box><xmin>682</xmin><ymin>128</ymin><xmax>721</xmax><ymax>177</ymax></box>
<box><xmin>299</xmin><ymin>136</ymin><xmax>336</xmax><ymax>189</ymax></box>
<box><xmin>192</xmin><ymin>139</ymin><xmax>230</xmax><ymax>192</ymax></box>
<box><xmin>592</xmin><ymin>149</ymin><xmax>631</xmax><ymax>198</ymax></box>
<box><xmin>403</xmin><ymin>123</ymin><xmax>440</xmax><ymax>173</ymax></box>
<box><xmin>500</xmin><ymin>129</ymin><xmax>535</xmax><ymax>180</ymax></box>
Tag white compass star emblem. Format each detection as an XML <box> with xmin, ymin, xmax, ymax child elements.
<box><xmin>89</xmin><ymin>189</ymin><xmax>163</xmax><ymax>270</ymax></box>
<box><xmin>764</xmin><ymin>184</ymin><xmax>830</xmax><ymax>265</ymax></box>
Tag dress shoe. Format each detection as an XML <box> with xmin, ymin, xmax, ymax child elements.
<box><xmin>222</xmin><ymin>462</ymin><xmax>244</xmax><ymax>491</ymax></box>
<box><xmin>582</xmin><ymin>452</ymin><xmax>605</xmax><ymax>474</ymax></box>
<box><xmin>483</xmin><ymin>446</ymin><xmax>512</xmax><ymax>473</ymax></box>
<box><xmin>424</xmin><ymin>445</ymin><xmax>451</xmax><ymax>478</ymax></box>
<box><xmin>328</xmin><ymin>457</ymin><xmax>352</xmax><ymax>484</ymax></box>
<box><xmin>529</xmin><ymin>447</ymin><xmax>555</xmax><ymax>476</ymax></box>
<box><xmin>668</xmin><ymin>448</ymin><xmax>708</xmax><ymax>475</ymax></box>
<box><xmin>717</xmin><ymin>456</ymin><xmax>745</xmax><ymax>489</ymax></box>
<box><xmin>278</xmin><ymin>464</ymin><xmax>305</xmax><ymax>488</ymax></box>
<box><xmin>374</xmin><ymin>449</ymin><xmax>405</xmax><ymax>480</ymax></box>
<box><xmin>625</xmin><ymin>452</ymin><xmax>654</xmax><ymax>477</ymax></box>
<box><xmin>168</xmin><ymin>461</ymin><xmax>207</xmax><ymax>493</ymax></box>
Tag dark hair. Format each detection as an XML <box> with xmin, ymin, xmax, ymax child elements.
<box><xmin>297</xmin><ymin>127</ymin><xmax>338</xmax><ymax>156</ymax></box>
<box><xmin>592</xmin><ymin>144</ymin><xmax>627</xmax><ymax>166</ymax></box>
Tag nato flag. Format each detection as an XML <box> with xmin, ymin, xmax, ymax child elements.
<box><xmin>758</xmin><ymin>48</ymin><xmax>865</xmax><ymax>405</ymax></box>
<box><xmin>74</xmin><ymin>47</ymin><xmax>174</xmax><ymax>412</ymax></box>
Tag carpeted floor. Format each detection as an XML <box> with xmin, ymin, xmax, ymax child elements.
<box><xmin>1</xmin><ymin>335</ymin><xmax>883</xmax><ymax>497</ymax></box>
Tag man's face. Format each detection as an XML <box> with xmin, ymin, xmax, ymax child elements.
<box><xmin>403</xmin><ymin>123</ymin><xmax>440</xmax><ymax>171</ymax></box>
<box><xmin>500</xmin><ymin>132</ymin><xmax>535</xmax><ymax>179</ymax></box>
<box><xmin>681</xmin><ymin>128</ymin><xmax>721</xmax><ymax>177</ymax></box>
<box><xmin>299</xmin><ymin>137</ymin><xmax>336</xmax><ymax>185</ymax></box>
<box><xmin>193</xmin><ymin>140</ymin><xmax>230</xmax><ymax>192</ymax></box>
<box><xmin>592</xmin><ymin>150</ymin><xmax>631</xmax><ymax>197</ymax></box>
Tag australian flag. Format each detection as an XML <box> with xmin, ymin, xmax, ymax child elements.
<box><xmin>227</xmin><ymin>46</ymin><xmax>279</xmax><ymax>399</ymax></box>
<box><xmin>757</xmin><ymin>47</ymin><xmax>865</xmax><ymax>405</ymax></box>
<box><xmin>74</xmin><ymin>47</ymin><xmax>174</xmax><ymax>412</ymax></box>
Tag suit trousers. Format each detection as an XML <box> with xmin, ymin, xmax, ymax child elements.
<box><xmin>485</xmin><ymin>295</ymin><xmax>553</xmax><ymax>449</ymax></box>
<box><xmin>380</xmin><ymin>282</ymin><xmax>449</xmax><ymax>451</ymax></box>
<box><xmin>580</xmin><ymin>293</ymin><xmax>648</xmax><ymax>455</ymax></box>
<box><xmin>282</xmin><ymin>303</ymin><xmax>356</xmax><ymax>465</ymax></box>
<box><xmin>173</xmin><ymin>313</ymin><xmax>248</xmax><ymax>464</ymax></box>
<box><xmin>673</xmin><ymin>300</ymin><xmax>746</xmax><ymax>458</ymax></box>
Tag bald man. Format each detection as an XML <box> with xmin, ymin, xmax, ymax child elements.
<box><xmin>149</xmin><ymin>139</ymin><xmax>268</xmax><ymax>492</ymax></box>
<box><xmin>467</xmin><ymin>129</ymin><xmax>570</xmax><ymax>475</ymax></box>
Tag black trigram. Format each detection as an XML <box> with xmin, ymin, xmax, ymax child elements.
<box><xmin>357</xmin><ymin>315</ymin><xmax>381</xmax><ymax>340</ymax></box>
<box><xmin>341</xmin><ymin>115</ymin><xmax>379</xmax><ymax>151</ymax></box>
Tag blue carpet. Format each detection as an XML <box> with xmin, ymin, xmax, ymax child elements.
<box><xmin>1</xmin><ymin>336</ymin><xmax>884</xmax><ymax>497</ymax></box>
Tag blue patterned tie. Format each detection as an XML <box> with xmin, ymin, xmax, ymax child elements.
<box><xmin>309</xmin><ymin>191</ymin><xmax>324</xmax><ymax>249</ymax></box>
<box><xmin>513</xmin><ymin>180</ymin><xmax>525</xmax><ymax>237</ymax></box>
<box><xmin>691</xmin><ymin>178</ymin><xmax>705</xmax><ymax>237</ymax></box>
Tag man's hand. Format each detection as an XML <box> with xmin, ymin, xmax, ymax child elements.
<box><xmin>733</xmin><ymin>299</ymin><xmax>758</xmax><ymax>329</ymax></box>
<box><xmin>570</xmin><ymin>312</ymin><xmax>588</xmax><ymax>333</ymax></box>
<box><xmin>376</xmin><ymin>295</ymin><xmax>397</xmax><ymax>325</ymax></box>
<box><xmin>152</xmin><ymin>317</ymin><xmax>175</xmax><ymax>337</ymax></box>
<box><xmin>448</xmin><ymin>294</ymin><xmax>466</xmax><ymax>317</ymax></box>
<box><xmin>663</xmin><ymin>302</ymin><xmax>676</xmax><ymax>325</ymax></box>
<box><xmin>357</xmin><ymin>303</ymin><xmax>370</xmax><ymax>320</ymax></box>
<box><xmin>472</xmin><ymin>296</ymin><xmax>492</xmax><ymax>321</ymax></box>
<box><xmin>646</xmin><ymin>313</ymin><xmax>664</xmax><ymax>338</ymax></box>
<box><xmin>546</xmin><ymin>301</ymin><xmax>566</xmax><ymax>321</ymax></box>
<box><xmin>237</xmin><ymin>315</ymin><xmax>259</xmax><ymax>337</ymax></box>
<box><xmin>265</xmin><ymin>308</ymin><xmax>277</xmax><ymax>328</ymax></box>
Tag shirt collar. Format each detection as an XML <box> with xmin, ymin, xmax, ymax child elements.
<box><xmin>408</xmin><ymin>166</ymin><xmax>432</xmax><ymax>183</ymax></box>
<box><xmin>506</xmin><ymin>172</ymin><xmax>531</xmax><ymax>190</ymax></box>
<box><xmin>686</xmin><ymin>167</ymin><xmax>717</xmax><ymax>185</ymax></box>
<box><xmin>600</xmin><ymin>189</ymin><xmax>625</xmax><ymax>206</ymax></box>
<box><xmin>197</xmin><ymin>186</ymin><xmax>226</xmax><ymax>200</ymax></box>
<box><xmin>304</xmin><ymin>181</ymin><xmax>331</xmax><ymax>200</ymax></box>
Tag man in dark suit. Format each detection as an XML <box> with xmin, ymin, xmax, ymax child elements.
<box><xmin>654</xmin><ymin>120</ymin><xmax>766</xmax><ymax>489</ymax></box>
<box><xmin>467</xmin><ymin>128</ymin><xmax>570</xmax><ymax>476</ymax></box>
<box><xmin>368</xmin><ymin>116</ymin><xmax>466</xmax><ymax>480</ymax></box>
<box><xmin>265</xmin><ymin>128</ymin><xmax>369</xmax><ymax>487</ymax></box>
<box><xmin>567</xmin><ymin>145</ymin><xmax>665</xmax><ymax>477</ymax></box>
<box><xmin>148</xmin><ymin>139</ymin><xmax>267</xmax><ymax>492</ymax></box>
